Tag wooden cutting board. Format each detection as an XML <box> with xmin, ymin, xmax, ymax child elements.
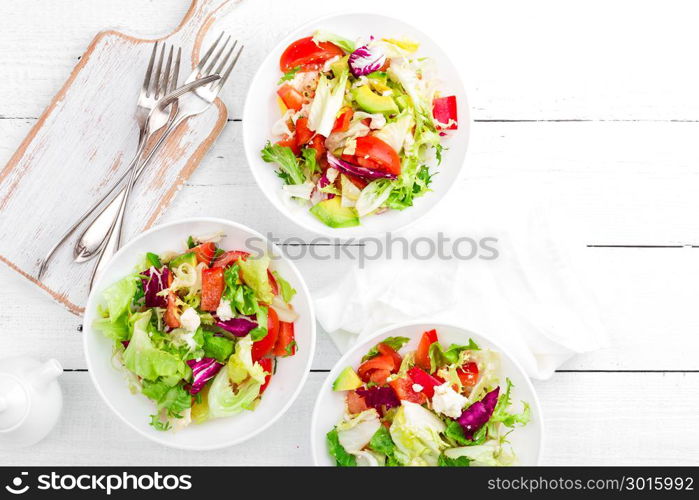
<box><xmin>0</xmin><ymin>0</ymin><xmax>237</xmax><ymax>314</ymax></box>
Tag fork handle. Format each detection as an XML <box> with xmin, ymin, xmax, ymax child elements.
<box><xmin>88</xmin><ymin>142</ymin><xmax>147</xmax><ymax>290</ymax></box>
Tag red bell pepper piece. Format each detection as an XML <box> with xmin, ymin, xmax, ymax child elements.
<box><xmin>258</xmin><ymin>358</ymin><xmax>273</xmax><ymax>394</ymax></box>
<box><xmin>407</xmin><ymin>367</ymin><xmax>443</xmax><ymax>398</ymax></box>
<box><xmin>432</xmin><ymin>96</ymin><xmax>458</xmax><ymax>130</ymax></box>
<box><xmin>200</xmin><ymin>267</ymin><xmax>225</xmax><ymax>311</ymax></box>
<box><xmin>415</xmin><ymin>329</ymin><xmax>438</xmax><ymax>371</ymax></box>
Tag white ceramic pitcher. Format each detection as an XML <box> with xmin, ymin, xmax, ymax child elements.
<box><xmin>0</xmin><ymin>356</ymin><xmax>63</xmax><ymax>449</ymax></box>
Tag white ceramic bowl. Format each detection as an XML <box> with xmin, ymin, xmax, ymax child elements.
<box><xmin>311</xmin><ymin>322</ymin><xmax>543</xmax><ymax>465</ymax></box>
<box><xmin>243</xmin><ymin>12</ymin><xmax>470</xmax><ymax>239</ymax></box>
<box><xmin>83</xmin><ymin>217</ymin><xmax>316</xmax><ymax>450</ymax></box>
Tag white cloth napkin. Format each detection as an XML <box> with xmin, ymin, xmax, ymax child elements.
<box><xmin>313</xmin><ymin>181</ymin><xmax>608</xmax><ymax>380</ymax></box>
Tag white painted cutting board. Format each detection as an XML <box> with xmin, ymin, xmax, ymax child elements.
<box><xmin>0</xmin><ymin>0</ymin><xmax>237</xmax><ymax>314</ymax></box>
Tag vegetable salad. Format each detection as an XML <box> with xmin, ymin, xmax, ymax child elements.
<box><xmin>327</xmin><ymin>330</ymin><xmax>530</xmax><ymax>466</ymax></box>
<box><xmin>261</xmin><ymin>31</ymin><xmax>458</xmax><ymax>228</ymax></box>
<box><xmin>93</xmin><ymin>236</ymin><xmax>299</xmax><ymax>431</ymax></box>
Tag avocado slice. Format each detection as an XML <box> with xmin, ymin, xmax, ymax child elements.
<box><xmin>169</xmin><ymin>251</ymin><xmax>197</xmax><ymax>268</ymax></box>
<box><xmin>353</xmin><ymin>85</ymin><xmax>399</xmax><ymax>115</ymax></box>
<box><xmin>332</xmin><ymin>366</ymin><xmax>363</xmax><ymax>391</ymax></box>
<box><xmin>310</xmin><ymin>197</ymin><xmax>360</xmax><ymax>228</ymax></box>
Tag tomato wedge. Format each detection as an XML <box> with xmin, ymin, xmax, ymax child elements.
<box><xmin>277</xmin><ymin>84</ymin><xmax>304</xmax><ymax>111</ymax></box>
<box><xmin>309</xmin><ymin>134</ymin><xmax>326</xmax><ymax>160</ymax></box>
<box><xmin>277</xmin><ymin>135</ymin><xmax>301</xmax><ymax>155</ymax></box>
<box><xmin>368</xmin><ymin>369</ymin><xmax>391</xmax><ymax>386</ymax></box>
<box><xmin>347</xmin><ymin>390</ymin><xmax>369</xmax><ymax>414</ymax></box>
<box><xmin>273</xmin><ymin>321</ymin><xmax>296</xmax><ymax>357</ymax></box>
<box><xmin>389</xmin><ymin>377</ymin><xmax>427</xmax><ymax>404</ymax></box>
<box><xmin>433</xmin><ymin>95</ymin><xmax>458</xmax><ymax>130</ymax></box>
<box><xmin>192</xmin><ymin>242</ymin><xmax>217</xmax><ymax>266</ymax></box>
<box><xmin>332</xmin><ymin>108</ymin><xmax>354</xmax><ymax>133</ymax></box>
<box><xmin>279</xmin><ymin>36</ymin><xmax>345</xmax><ymax>72</ymax></box>
<box><xmin>252</xmin><ymin>307</ymin><xmax>279</xmax><ymax>362</ymax></box>
<box><xmin>357</xmin><ymin>354</ymin><xmax>396</xmax><ymax>382</ymax></box>
<box><xmin>407</xmin><ymin>367</ymin><xmax>442</xmax><ymax>398</ymax></box>
<box><xmin>354</xmin><ymin>135</ymin><xmax>401</xmax><ymax>176</ymax></box>
<box><xmin>212</xmin><ymin>250</ymin><xmax>249</xmax><ymax>268</ymax></box>
<box><xmin>295</xmin><ymin>117</ymin><xmax>314</xmax><ymax>145</ymax></box>
<box><xmin>377</xmin><ymin>343</ymin><xmax>402</xmax><ymax>368</ymax></box>
<box><xmin>258</xmin><ymin>358</ymin><xmax>273</xmax><ymax>394</ymax></box>
<box><xmin>457</xmin><ymin>361</ymin><xmax>479</xmax><ymax>389</ymax></box>
<box><xmin>164</xmin><ymin>273</ymin><xmax>180</xmax><ymax>328</ymax></box>
<box><xmin>200</xmin><ymin>267</ymin><xmax>225</xmax><ymax>311</ymax></box>
<box><xmin>415</xmin><ymin>329</ymin><xmax>438</xmax><ymax>371</ymax></box>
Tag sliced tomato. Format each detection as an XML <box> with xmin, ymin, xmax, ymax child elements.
<box><xmin>407</xmin><ymin>367</ymin><xmax>442</xmax><ymax>398</ymax></box>
<box><xmin>347</xmin><ymin>390</ymin><xmax>369</xmax><ymax>414</ymax></box>
<box><xmin>258</xmin><ymin>358</ymin><xmax>273</xmax><ymax>394</ymax></box>
<box><xmin>277</xmin><ymin>84</ymin><xmax>304</xmax><ymax>111</ymax></box>
<box><xmin>377</xmin><ymin>343</ymin><xmax>402</xmax><ymax>370</ymax></box>
<box><xmin>357</xmin><ymin>354</ymin><xmax>396</xmax><ymax>382</ymax></box>
<box><xmin>389</xmin><ymin>377</ymin><xmax>427</xmax><ymax>404</ymax></box>
<box><xmin>354</xmin><ymin>136</ymin><xmax>401</xmax><ymax>176</ymax></box>
<box><xmin>252</xmin><ymin>307</ymin><xmax>280</xmax><ymax>362</ymax></box>
<box><xmin>341</xmin><ymin>170</ymin><xmax>369</xmax><ymax>190</ymax></box>
<box><xmin>279</xmin><ymin>36</ymin><xmax>345</xmax><ymax>72</ymax></box>
<box><xmin>164</xmin><ymin>273</ymin><xmax>180</xmax><ymax>328</ymax></box>
<box><xmin>332</xmin><ymin>108</ymin><xmax>354</xmax><ymax>133</ymax></box>
<box><xmin>368</xmin><ymin>369</ymin><xmax>391</xmax><ymax>386</ymax></box>
<box><xmin>309</xmin><ymin>134</ymin><xmax>326</xmax><ymax>160</ymax></box>
<box><xmin>415</xmin><ymin>329</ymin><xmax>439</xmax><ymax>371</ymax></box>
<box><xmin>192</xmin><ymin>242</ymin><xmax>217</xmax><ymax>266</ymax></box>
<box><xmin>432</xmin><ymin>95</ymin><xmax>458</xmax><ymax>130</ymax></box>
<box><xmin>212</xmin><ymin>250</ymin><xmax>249</xmax><ymax>268</ymax></box>
<box><xmin>295</xmin><ymin>117</ymin><xmax>314</xmax><ymax>145</ymax></box>
<box><xmin>277</xmin><ymin>135</ymin><xmax>301</xmax><ymax>155</ymax></box>
<box><xmin>273</xmin><ymin>321</ymin><xmax>296</xmax><ymax>357</ymax></box>
<box><xmin>200</xmin><ymin>267</ymin><xmax>224</xmax><ymax>311</ymax></box>
<box><xmin>457</xmin><ymin>361</ymin><xmax>479</xmax><ymax>389</ymax></box>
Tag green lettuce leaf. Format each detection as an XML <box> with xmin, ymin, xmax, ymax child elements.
<box><xmin>272</xmin><ymin>271</ymin><xmax>296</xmax><ymax>303</ymax></box>
<box><xmin>93</xmin><ymin>313</ymin><xmax>130</xmax><ymax>342</ymax></box>
<box><xmin>102</xmin><ymin>275</ymin><xmax>138</xmax><ymax>321</ymax></box>
<box><xmin>369</xmin><ymin>426</ymin><xmax>400</xmax><ymax>466</ymax></box>
<box><xmin>438</xmin><ymin>454</ymin><xmax>471</xmax><ymax>467</ymax></box>
<box><xmin>123</xmin><ymin>311</ymin><xmax>187</xmax><ymax>382</ymax></box>
<box><xmin>141</xmin><ymin>380</ymin><xmax>191</xmax><ymax>418</ymax></box>
<box><xmin>238</xmin><ymin>254</ymin><xmax>274</xmax><ymax>304</ymax></box>
<box><xmin>260</xmin><ymin>142</ymin><xmax>306</xmax><ymax>185</ymax></box>
<box><xmin>326</xmin><ymin>428</ymin><xmax>357</xmax><ymax>467</ymax></box>
<box><xmin>207</xmin><ymin>366</ymin><xmax>261</xmax><ymax>419</ymax></box>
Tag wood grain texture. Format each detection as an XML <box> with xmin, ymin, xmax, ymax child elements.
<box><xmin>0</xmin><ymin>0</ymin><xmax>236</xmax><ymax>313</ymax></box>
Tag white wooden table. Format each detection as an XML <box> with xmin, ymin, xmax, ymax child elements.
<box><xmin>1</xmin><ymin>0</ymin><xmax>698</xmax><ymax>465</ymax></box>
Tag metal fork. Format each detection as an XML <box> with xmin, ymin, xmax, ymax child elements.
<box><xmin>87</xmin><ymin>34</ymin><xmax>243</xmax><ymax>289</ymax></box>
<box><xmin>37</xmin><ymin>42</ymin><xmax>180</xmax><ymax>279</ymax></box>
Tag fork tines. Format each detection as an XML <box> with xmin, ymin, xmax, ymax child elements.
<box><xmin>195</xmin><ymin>33</ymin><xmax>244</xmax><ymax>92</ymax></box>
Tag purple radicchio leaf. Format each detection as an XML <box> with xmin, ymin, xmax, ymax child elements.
<box><xmin>186</xmin><ymin>357</ymin><xmax>223</xmax><ymax>395</ymax></box>
<box><xmin>348</xmin><ymin>44</ymin><xmax>386</xmax><ymax>77</ymax></box>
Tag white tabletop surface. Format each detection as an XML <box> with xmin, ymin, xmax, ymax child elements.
<box><xmin>1</xmin><ymin>0</ymin><xmax>698</xmax><ymax>465</ymax></box>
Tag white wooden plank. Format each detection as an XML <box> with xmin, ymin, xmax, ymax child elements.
<box><xmin>0</xmin><ymin>371</ymin><xmax>696</xmax><ymax>465</ymax></box>
<box><xmin>2</xmin><ymin>0</ymin><xmax>699</xmax><ymax>121</ymax></box>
